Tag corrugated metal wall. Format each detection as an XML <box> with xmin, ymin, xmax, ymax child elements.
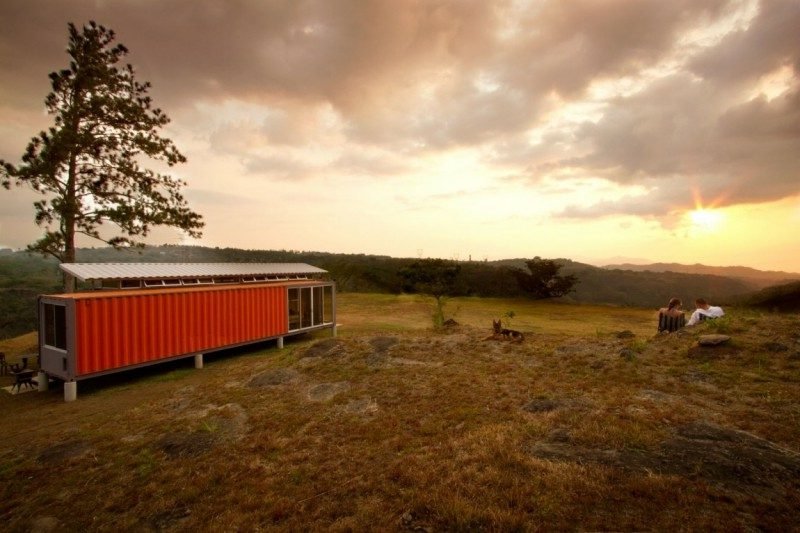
<box><xmin>73</xmin><ymin>285</ymin><xmax>287</xmax><ymax>376</ymax></box>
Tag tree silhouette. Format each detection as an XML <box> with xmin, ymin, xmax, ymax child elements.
<box><xmin>400</xmin><ymin>258</ymin><xmax>461</xmax><ymax>327</ymax></box>
<box><xmin>513</xmin><ymin>257</ymin><xmax>578</xmax><ymax>299</ymax></box>
<box><xmin>1</xmin><ymin>21</ymin><xmax>203</xmax><ymax>290</ymax></box>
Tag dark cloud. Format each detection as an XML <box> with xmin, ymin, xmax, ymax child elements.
<box><xmin>688</xmin><ymin>0</ymin><xmax>800</xmax><ymax>86</ymax></box>
<box><xmin>0</xmin><ymin>0</ymin><xmax>730</xmax><ymax>149</ymax></box>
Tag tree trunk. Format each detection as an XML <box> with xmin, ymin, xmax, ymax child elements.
<box><xmin>62</xmin><ymin>148</ymin><xmax>78</xmax><ymax>293</ymax></box>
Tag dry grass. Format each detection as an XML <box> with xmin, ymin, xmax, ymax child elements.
<box><xmin>1</xmin><ymin>295</ymin><xmax>799</xmax><ymax>531</ymax></box>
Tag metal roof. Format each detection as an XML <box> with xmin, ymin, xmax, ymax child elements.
<box><xmin>60</xmin><ymin>262</ymin><xmax>327</xmax><ymax>282</ymax></box>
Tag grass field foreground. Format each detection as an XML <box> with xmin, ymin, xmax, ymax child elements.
<box><xmin>1</xmin><ymin>294</ymin><xmax>799</xmax><ymax>531</ymax></box>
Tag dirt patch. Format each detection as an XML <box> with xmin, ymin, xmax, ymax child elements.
<box><xmin>387</xmin><ymin>357</ymin><xmax>443</xmax><ymax>367</ymax></box>
<box><xmin>155</xmin><ymin>431</ymin><xmax>215</xmax><ymax>459</ymax></box>
<box><xmin>37</xmin><ymin>440</ymin><xmax>91</xmax><ymax>465</ymax></box>
<box><xmin>188</xmin><ymin>403</ymin><xmax>249</xmax><ymax>442</ymax></box>
<box><xmin>369</xmin><ymin>336</ymin><xmax>399</xmax><ymax>353</ymax></box>
<box><xmin>528</xmin><ymin>421</ymin><xmax>800</xmax><ymax>500</ymax></box>
<box><xmin>308</xmin><ymin>381</ymin><xmax>351</xmax><ymax>402</ymax></box>
<box><xmin>248</xmin><ymin>368</ymin><xmax>299</xmax><ymax>388</ymax></box>
<box><xmin>522</xmin><ymin>398</ymin><xmax>561</xmax><ymax>413</ymax></box>
<box><xmin>149</xmin><ymin>506</ymin><xmax>191</xmax><ymax>531</ymax></box>
<box><xmin>342</xmin><ymin>397</ymin><xmax>379</xmax><ymax>415</ymax></box>
<box><xmin>523</xmin><ymin>396</ymin><xmax>589</xmax><ymax>414</ymax></box>
<box><xmin>30</xmin><ymin>516</ymin><xmax>61</xmax><ymax>533</ymax></box>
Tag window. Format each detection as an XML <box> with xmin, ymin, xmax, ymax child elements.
<box><xmin>288</xmin><ymin>285</ymin><xmax>334</xmax><ymax>331</ymax></box>
<box><xmin>43</xmin><ymin>303</ymin><xmax>67</xmax><ymax>350</ymax></box>
<box><xmin>288</xmin><ymin>288</ymin><xmax>300</xmax><ymax>330</ymax></box>
<box><xmin>313</xmin><ymin>286</ymin><xmax>323</xmax><ymax>325</ymax></box>
<box><xmin>301</xmin><ymin>287</ymin><xmax>312</xmax><ymax>328</ymax></box>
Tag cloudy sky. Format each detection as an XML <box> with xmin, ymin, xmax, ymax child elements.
<box><xmin>1</xmin><ymin>0</ymin><xmax>799</xmax><ymax>271</ymax></box>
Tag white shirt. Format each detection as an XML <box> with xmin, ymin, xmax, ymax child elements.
<box><xmin>687</xmin><ymin>305</ymin><xmax>724</xmax><ymax>326</ymax></box>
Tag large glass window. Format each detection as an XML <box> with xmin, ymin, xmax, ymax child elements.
<box><xmin>288</xmin><ymin>285</ymin><xmax>334</xmax><ymax>331</ymax></box>
<box><xmin>313</xmin><ymin>287</ymin><xmax>323</xmax><ymax>326</ymax></box>
<box><xmin>301</xmin><ymin>287</ymin><xmax>312</xmax><ymax>328</ymax></box>
<box><xmin>43</xmin><ymin>303</ymin><xmax>67</xmax><ymax>350</ymax></box>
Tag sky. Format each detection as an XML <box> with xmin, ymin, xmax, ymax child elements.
<box><xmin>1</xmin><ymin>0</ymin><xmax>799</xmax><ymax>271</ymax></box>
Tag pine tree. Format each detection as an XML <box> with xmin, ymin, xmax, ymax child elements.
<box><xmin>1</xmin><ymin>21</ymin><xmax>203</xmax><ymax>290</ymax></box>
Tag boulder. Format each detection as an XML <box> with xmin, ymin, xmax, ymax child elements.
<box><xmin>698</xmin><ymin>334</ymin><xmax>731</xmax><ymax>346</ymax></box>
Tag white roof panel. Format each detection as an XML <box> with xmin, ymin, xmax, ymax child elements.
<box><xmin>60</xmin><ymin>262</ymin><xmax>327</xmax><ymax>282</ymax></box>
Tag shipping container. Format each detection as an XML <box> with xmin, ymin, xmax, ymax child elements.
<box><xmin>37</xmin><ymin>263</ymin><xmax>336</xmax><ymax>401</ymax></box>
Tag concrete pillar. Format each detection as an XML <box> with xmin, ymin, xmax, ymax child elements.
<box><xmin>332</xmin><ymin>324</ymin><xmax>338</xmax><ymax>338</ymax></box>
<box><xmin>194</xmin><ymin>354</ymin><xmax>204</xmax><ymax>369</ymax></box>
<box><xmin>277</xmin><ymin>337</ymin><xmax>284</xmax><ymax>349</ymax></box>
<box><xmin>64</xmin><ymin>381</ymin><xmax>77</xmax><ymax>402</ymax></box>
<box><xmin>37</xmin><ymin>371</ymin><xmax>48</xmax><ymax>392</ymax></box>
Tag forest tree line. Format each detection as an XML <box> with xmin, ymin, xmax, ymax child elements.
<box><xmin>0</xmin><ymin>244</ymin><xmax>777</xmax><ymax>339</ymax></box>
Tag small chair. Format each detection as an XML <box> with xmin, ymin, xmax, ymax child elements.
<box><xmin>658</xmin><ymin>312</ymin><xmax>686</xmax><ymax>333</ymax></box>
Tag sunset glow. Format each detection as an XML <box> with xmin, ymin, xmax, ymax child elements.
<box><xmin>689</xmin><ymin>209</ymin><xmax>724</xmax><ymax>233</ymax></box>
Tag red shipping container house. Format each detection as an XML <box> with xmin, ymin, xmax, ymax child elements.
<box><xmin>38</xmin><ymin>263</ymin><xmax>336</xmax><ymax>401</ymax></box>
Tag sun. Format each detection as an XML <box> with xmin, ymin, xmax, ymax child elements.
<box><xmin>689</xmin><ymin>208</ymin><xmax>724</xmax><ymax>232</ymax></box>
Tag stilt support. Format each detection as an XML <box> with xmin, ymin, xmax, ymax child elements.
<box><xmin>64</xmin><ymin>380</ymin><xmax>77</xmax><ymax>402</ymax></box>
<box><xmin>194</xmin><ymin>354</ymin><xmax>204</xmax><ymax>369</ymax></box>
<box><xmin>277</xmin><ymin>337</ymin><xmax>284</xmax><ymax>349</ymax></box>
<box><xmin>38</xmin><ymin>371</ymin><xmax>48</xmax><ymax>392</ymax></box>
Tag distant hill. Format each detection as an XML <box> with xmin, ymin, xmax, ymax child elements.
<box><xmin>602</xmin><ymin>262</ymin><xmax>800</xmax><ymax>289</ymax></box>
<box><xmin>739</xmin><ymin>281</ymin><xmax>800</xmax><ymax>312</ymax></box>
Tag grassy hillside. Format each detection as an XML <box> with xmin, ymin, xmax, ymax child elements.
<box><xmin>1</xmin><ymin>295</ymin><xmax>798</xmax><ymax>530</ymax></box>
<box><xmin>741</xmin><ymin>280</ymin><xmax>800</xmax><ymax>312</ymax></box>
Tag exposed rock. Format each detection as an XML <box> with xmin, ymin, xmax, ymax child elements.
<box><xmin>248</xmin><ymin>368</ymin><xmax>298</xmax><ymax>388</ymax></box>
<box><xmin>616</xmin><ymin>330</ymin><xmax>636</xmax><ymax>339</ymax></box>
<box><xmin>442</xmin><ymin>318</ymin><xmax>459</xmax><ymax>327</ymax></box>
<box><xmin>619</xmin><ymin>348</ymin><xmax>636</xmax><ymax>361</ymax></box>
<box><xmin>698</xmin><ymin>334</ymin><xmax>731</xmax><ymax>346</ymax></box>
<box><xmin>308</xmin><ymin>381</ymin><xmax>351</xmax><ymax>402</ymax></box>
<box><xmin>302</xmin><ymin>339</ymin><xmax>343</xmax><ymax>358</ymax></box>
<box><xmin>528</xmin><ymin>421</ymin><xmax>800</xmax><ymax>500</ymax></box>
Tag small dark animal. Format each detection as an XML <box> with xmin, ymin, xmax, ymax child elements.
<box><xmin>493</xmin><ymin>319</ymin><xmax>524</xmax><ymax>342</ymax></box>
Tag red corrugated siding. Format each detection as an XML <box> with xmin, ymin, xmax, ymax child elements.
<box><xmin>74</xmin><ymin>285</ymin><xmax>288</xmax><ymax>376</ymax></box>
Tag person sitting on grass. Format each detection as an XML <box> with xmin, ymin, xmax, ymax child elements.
<box><xmin>658</xmin><ymin>297</ymin><xmax>685</xmax><ymax>332</ymax></box>
<box><xmin>686</xmin><ymin>297</ymin><xmax>725</xmax><ymax>326</ymax></box>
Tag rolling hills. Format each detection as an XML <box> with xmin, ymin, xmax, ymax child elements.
<box><xmin>1</xmin><ymin>245</ymin><xmax>797</xmax><ymax>339</ymax></box>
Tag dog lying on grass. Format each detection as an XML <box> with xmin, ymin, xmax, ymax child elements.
<box><xmin>492</xmin><ymin>319</ymin><xmax>524</xmax><ymax>342</ymax></box>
